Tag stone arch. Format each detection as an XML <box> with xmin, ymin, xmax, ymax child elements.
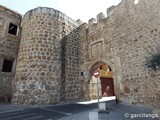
<box><xmin>87</xmin><ymin>60</ymin><xmax>116</xmax><ymax>100</ymax></box>
<box><xmin>88</xmin><ymin>59</ymin><xmax>114</xmax><ymax>80</ymax></box>
<box><xmin>81</xmin><ymin>56</ymin><xmax>122</xmax><ymax>102</ymax></box>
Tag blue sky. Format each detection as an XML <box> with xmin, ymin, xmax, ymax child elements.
<box><xmin>0</xmin><ymin>0</ymin><xmax>121</xmax><ymax>22</ymax></box>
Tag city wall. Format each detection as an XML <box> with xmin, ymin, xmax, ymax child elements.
<box><xmin>79</xmin><ymin>0</ymin><xmax>160</xmax><ymax>108</ymax></box>
<box><xmin>0</xmin><ymin>0</ymin><xmax>159</xmax><ymax>109</ymax></box>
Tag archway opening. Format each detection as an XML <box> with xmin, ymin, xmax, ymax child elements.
<box><xmin>89</xmin><ymin>62</ymin><xmax>116</xmax><ymax>101</ymax></box>
<box><xmin>99</xmin><ymin>64</ymin><xmax>115</xmax><ymax>97</ymax></box>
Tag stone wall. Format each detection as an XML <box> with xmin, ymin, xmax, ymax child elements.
<box><xmin>12</xmin><ymin>7</ymin><xmax>79</xmax><ymax>104</ymax></box>
<box><xmin>1</xmin><ymin>0</ymin><xmax>160</xmax><ymax>108</ymax></box>
<box><xmin>0</xmin><ymin>5</ymin><xmax>21</xmax><ymax>102</ymax></box>
<box><xmin>61</xmin><ymin>28</ymin><xmax>81</xmax><ymax>100</ymax></box>
<box><xmin>79</xmin><ymin>0</ymin><xmax>160</xmax><ymax>108</ymax></box>
<box><xmin>89</xmin><ymin>76</ymin><xmax>102</xmax><ymax>100</ymax></box>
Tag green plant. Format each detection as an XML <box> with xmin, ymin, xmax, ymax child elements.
<box><xmin>146</xmin><ymin>50</ymin><xmax>160</xmax><ymax>71</ymax></box>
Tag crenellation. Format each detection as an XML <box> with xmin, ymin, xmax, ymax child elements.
<box><xmin>79</xmin><ymin>23</ymin><xmax>88</xmax><ymax>30</ymax></box>
<box><xmin>88</xmin><ymin>18</ymin><xmax>96</xmax><ymax>27</ymax></box>
<box><xmin>107</xmin><ymin>5</ymin><xmax>116</xmax><ymax>16</ymax></box>
<box><xmin>76</xmin><ymin>19</ymin><xmax>83</xmax><ymax>26</ymax></box>
<box><xmin>97</xmin><ymin>12</ymin><xmax>105</xmax><ymax>23</ymax></box>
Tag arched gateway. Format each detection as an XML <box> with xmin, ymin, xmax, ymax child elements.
<box><xmin>89</xmin><ymin>62</ymin><xmax>115</xmax><ymax>99</ymax></box>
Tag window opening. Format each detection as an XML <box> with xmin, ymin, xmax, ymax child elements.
<box><xmin>2</xmin><ymin>59</ymin><xmax>13</xmax><ymax>72</ymax></box>
<box><xmin>8</xmin><ymin>23</ymin><xmax>18</xmax><ymax>35</ymax></box>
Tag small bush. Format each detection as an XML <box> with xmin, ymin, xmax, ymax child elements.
<box><xmin>146</xmin><ymin>50</ymin><xmax>160</xmax><ymax>71</ymax></box>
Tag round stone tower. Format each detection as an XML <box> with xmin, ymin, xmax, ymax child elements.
<box><xmin>12</xmin><ymin>7</ymin><xmax>78</xmax><ymax>104</ymax></box>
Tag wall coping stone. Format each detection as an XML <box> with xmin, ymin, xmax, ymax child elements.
<box><xmin>23</xmin><ymin>7</ymin><xmax>79</xmax><ymax>27</ymax></box>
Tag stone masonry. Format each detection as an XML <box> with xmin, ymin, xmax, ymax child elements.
<box><xmin>61</xmin><ymin>28</ymin><xmax>81</xmax><ymax>100</ymax></box>
<box><xmin>12</xmin><ymin>7</ymin><xmax>80</xmax><ymax>104</ymax></box>
<box><xmin>79</xmin><ymin>0</ymin><xmax>160</xmax><ymax>109</ymax></box>
<box><xmin>0</xmin><ymin>5</ymin><xmax>21</xmax><ymax>102</ymax></box>
<box><xmin>0</xmin><ymin>0</ymin><xmax>159</xmax><ymax>109</ymax></box>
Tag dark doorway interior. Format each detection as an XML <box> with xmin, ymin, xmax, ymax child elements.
<box><xmin>100</xmin><ymin>78</ymin><xmax>115</xmax><ymax>97</ymax></box>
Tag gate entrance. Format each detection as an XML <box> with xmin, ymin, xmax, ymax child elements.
<box><xmin>89</xmin><ymin>62</ymin><xmax>115</xmax><ymax>100</ymax></box>
<box><xmin>99</xmin><ymin>64</ymin><xmax>115</xmax><ymax>97</ymax></box>
<box><xmin>100</xmin><ymin>78</ymin><xmax>115</xmax><ymax>97</ymax></box>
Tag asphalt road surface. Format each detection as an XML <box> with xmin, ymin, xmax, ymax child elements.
<box><xmin>0</xmin><ymin>103</ymin><xmax>97</xmax><ymax>120</ymax></box>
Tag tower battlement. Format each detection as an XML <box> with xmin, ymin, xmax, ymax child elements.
<box><xmin>78</xmin><ymin>0</ymin><xmax>122</xmax><ymax>30</ymax></box>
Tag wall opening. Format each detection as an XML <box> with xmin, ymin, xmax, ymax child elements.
<box><xmin>99</xmin><ymin>64</ymin><xmax>115</xmax><ymax>97</ymax></box>
<box><xmin>81</xmin><ymin>72</ymin><xmax>84</xmax><ymax>76</ymax></box>
<box><xmin>2</xmin><ymin>59</ymin><xmax>13</xmax><ymax>72</ymax></box>
<box><xmin>89</xmin><ymin>62</ymin><xmax>116</xmax><ymax>100</ymax></box>
<box><xmin>8</xmin><ymin>23</ymin><xmax>18</xmax><ymax>35</ymax></box>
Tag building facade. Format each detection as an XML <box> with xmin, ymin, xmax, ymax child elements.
<box><xmin>0</xmin><ymin>0</ymin><xmax>160</xmax><ymax>108</ymax></box>
<box><xmin>0</xmin><ymin>5</ymin><xmax>21</xmax><ymax>103</ymax></box>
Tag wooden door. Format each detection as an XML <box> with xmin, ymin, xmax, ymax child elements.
<box><xmin>100</xmin><ymin>78</ymin><xmax>115</xmax><ymax>97</ymax></box>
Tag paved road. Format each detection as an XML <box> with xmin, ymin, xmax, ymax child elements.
<box><xmin>0</xmin><ymin>101</ymin><xmax>158</xmax><ymax>120</ymax></box>
<box><xmin>0</xmin><ymin>103</ymin><xmax>97</xmax><ymax>120</ymax></box>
